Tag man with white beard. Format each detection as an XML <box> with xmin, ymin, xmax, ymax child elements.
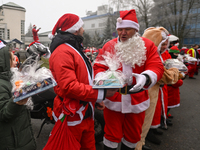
<box><xmin>93</xmin><ymin>9</ymin><xmax>164</xmax><ymax>150</ymax></box>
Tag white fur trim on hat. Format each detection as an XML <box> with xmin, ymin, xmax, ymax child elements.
<box><xmin>48</xmin><ymin>33</ymin><xmax>54</xmax><ymax>40</ymax></box>
<box><xmin>157</xmin><ymin>31</ymin><xmax>169</xmax><ymax>54</ymax></box>
<box><xmin>116</xmin><ymin>20</ymin><xmax>139</xmax><ymax>31</ymax></box>
<box><xmin>65</xmin><ymin>17</ymin><xmax>84</xmax><ymax>33</ymax></box>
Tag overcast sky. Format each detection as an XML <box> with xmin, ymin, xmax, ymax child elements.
<box><xmin>1</xmin><ymin>0</ymin><xmax>109</xmax><ymax>33</ymax></box>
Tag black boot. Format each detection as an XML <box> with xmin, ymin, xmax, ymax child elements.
<box><xmin>120</xmin><ymin>143</ymin><xmax>135</xmax><ymax>150</ymax></box>
<box><xmin>166</xmin><ymin>118</ymin><xmax>173</xmax><ymax>126</ymax></box>
<box><xmin>146</xmin><ymin>129</ymin><xmax>161</xmax><ymax>145</ymax></box>
<box><xmin>142</xmin><ymin>145</ymin><xmax>152</xmax><ymax>150</ymax></box>
<box><xmin>159</xmin><ymin>116</ymin><xmax>168</xmax><ymax>130</ymax></box>
<box><xmin>104</xmin><ymin>145</ymin><xmax>117</xmax><ymax>150</ymax></box>
<box><xmin>151</xmin><ymin>128</ymin><xmax>163</xmax><ymax>135</ymax></box>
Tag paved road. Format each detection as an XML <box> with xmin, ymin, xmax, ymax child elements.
<box><xmin>32</xmin><ymin>74</ymin><xmax>200</xmax><ymax>150</ymax></box>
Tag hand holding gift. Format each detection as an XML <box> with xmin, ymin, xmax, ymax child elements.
<box><xmin>129</xmin><ymin>73</ymin><xmax>147</xmax><ymax>92</ymax></box>
<box><xmin>11</xmin><ymin>55</ymin><xmax>57</xmax><ymax>102</ymax></box>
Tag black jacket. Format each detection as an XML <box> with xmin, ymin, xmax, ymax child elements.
<box><xmin>0</xmin><ymin>46</ymin><xmax>36</xmax><ymax>150</ymax></box>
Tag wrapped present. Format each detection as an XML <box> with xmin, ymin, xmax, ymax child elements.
<box><xmin>11</xmin><ymin>55</ymin><xmax>57</xmax><ymax>102</ymax></box>
<box><xmin>93</xmin><ymin>52</ymin><xmax>127</xmax><ymax>89</ymax></box>
<box><xmin>164</xmin><ymin>59</ymin><xmax>188</xmax><ymax>72</ymax></box>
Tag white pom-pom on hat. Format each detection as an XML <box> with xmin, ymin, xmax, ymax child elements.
<box><xmin>117</xmin><ymin>17</ymin><xmax>122</xmax><ymax>23</ymax></box>
<box><xmin>48</xmin><ymin>33</ymin><xmax>54</xmax><ymax>40</ymax></box>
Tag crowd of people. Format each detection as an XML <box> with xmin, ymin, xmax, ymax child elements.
<box><xmin>0</xmin><ymin>8</ymin><xmax>199</xmax><ymax>150</ymax></box>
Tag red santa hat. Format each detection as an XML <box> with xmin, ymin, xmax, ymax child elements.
<box><xmin>116</xmin><ymin>9</ymin><xmax>139</xmax><ymax>31</ymax></box>
<box><xmin>48</xmin><ymin>13</ymin><xmax>84</xmax><ymax>40</ymax></box>
<box><xmin>33</xmin><ymin>25</ymin><xmax>36</xmax><ymax>28</ymax></box>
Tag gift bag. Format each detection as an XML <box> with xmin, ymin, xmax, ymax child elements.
<box><xmin>43</xmin><ymin>114</ymin><xmax>81</xmax><ymax>150</ymax></box>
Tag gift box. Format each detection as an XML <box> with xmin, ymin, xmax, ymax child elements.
<box><xmin>11</xmin><ymin>55</ymin><xmax>57</xmax><ymax>102</ymax></box>
<box><xmin>93</xmin><ymin>52</ymin><xmax>127</xmax><ymax>89</ymax></box>
<box><xmin>13</xmin><ymin>78</ymin><xmax>57</xmax><ymax>102</ymax></box>
<box><xmin>93</xmin><ymin>78</ymin><xmax>124</xmax><ymax>89</ymax></box>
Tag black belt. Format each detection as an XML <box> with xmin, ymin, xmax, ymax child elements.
<box><xmin>119</xmin><ymin>85</ymin><xmax>144</xmax><ymax>95</ymax></box>
<box><xmin>160</xmin><ymin>84</ymin><xmax>164</xmax><ymax>87</ymax></box>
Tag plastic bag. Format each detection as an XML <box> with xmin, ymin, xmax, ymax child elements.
<box><xmin>93</xmin><ymin>52</ymin><xmax>127</xmax><ymax>88</ymax></box>
<box><xmin>177</xmin><ymin>54</ymin><xmax>197</xmax><ymax>63</ymax></box>
<box><xmin>164</xmin><ymin>59</ymin><xmax>188</xmax><ymax>72</ymax></box>
<box><xmin>11</xmin><ymin>55</ymin><xmax>57</xmax><ymax>102</ymax></box>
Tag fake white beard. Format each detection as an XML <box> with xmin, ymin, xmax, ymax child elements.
<box><xmin>115</xmin><ymin>33</ymin><xmax>147</xmax><ymax>68</ymax></box>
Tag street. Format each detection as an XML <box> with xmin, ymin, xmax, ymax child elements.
<box><xmin>32</xmin><ymin>74</ymin><xmax>200</xmax><ymax>150</ymax></box>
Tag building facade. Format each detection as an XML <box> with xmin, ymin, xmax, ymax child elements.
<box><xmin>82</xmin><ymin>5</ymin><xmax>116</xmax><ymax>38</ymax></box>
<box><xmin>0</xmin><ymin>2</ymin><xmax>25</xmax><ymax>48</ymax></box>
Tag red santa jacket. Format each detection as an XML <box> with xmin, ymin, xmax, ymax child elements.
<box><xmin>151</xmin><ymin>50</ymin><xmax>171</xmax><ymax>128</ymax></box>
<box><xmin>168</xmin><ymin>79</ymin><xmax>183</xmax><ymax>108</ymax></box>
<box><xmin>181</xmin><ymin>47</ymin><xmax>189</xmax><ymax>54</ymax></box>
<box><xmin>93</xmin><ymin>37</ymin><xmax>164</xmax><ymax>114</ymax></box>
<box><xmin>160</xmin><ymin>51</ymin><xmax>171</xmax><ymax>115</ymax></box>
<box><xmin>49</xmin><ymin>43</ymin><xmax>104</xmax><ymax>126</ymax></box>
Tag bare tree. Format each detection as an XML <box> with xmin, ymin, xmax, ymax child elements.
<box><xmin>108</xmin><ymin>0</ymin><xmax>129</xmax><ymax>32</ymax></box>
<box><xmin>83</xmin><ymin>32</ymin><xmax>91</xmax><ymax>48</ymax></box>
<box><xmin>127</xmin><ymin>0</ymin><xmax>154</xmax><ymax>31</ymax></box>
<box><xmin>109</xmin><ymin>0</ymin><xmax>130</xmax><ymax>12</ymax></box>
<box><xmin>109</xmin><ymin>0</ymin><xmax>154</xmax><ymax>34</ymax></box>
<box><xmin>25</xmin><ymin>23</ymin><xmax>33</xmax><ymax>37</ymax></box>
<box><xmin>91</xmin><ymin>31</ymin><xmax>104</xmax><ymax>49</ymax></box>
<box><xmin>151</xmin><ymin>0</ymin><xmax>199</xmax><ymax>47</ymax></box>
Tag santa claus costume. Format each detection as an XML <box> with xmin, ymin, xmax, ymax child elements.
<box><xmin>93</xmin><ymin>10</ymin><xmax>164</xmax><ymax>150</ymax></box>
<box><xmin>151</xmin><ymin>50</ymin><xmax>172</xmax><ymax>129</ymax></box>
<box><xmin>168</xmin><ymin>46</ymin><xmax>183</xmax><ymax>110</ymax></box>
<box><xmin>46</xmin><ymin>13</ymin><xmax>106</xmax><ymax>150</ymax></box>
<box><xmin>187</xmin><ymin>47</ymin><xmax>199</xmax><ymax>78</ymax></box>
<box><xmin>181</xmin><ymin>46</ymin><xmax>189</xmax><ymax>54</ymax></box>
<box><xmin>32</xmin><ymin>25</ymin><xmax>41</xmax><ymax>43</ymax></box>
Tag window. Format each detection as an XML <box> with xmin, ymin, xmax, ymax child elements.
<box><xmin>0</xmin><ymin>28</ymin><xmax>5</xmax><ymax>39</ymax></box>
<box><xmin>189</xmin><ymin>31</ymin><xmax>195</xmax><ymax>37</ymax></box>
<box><xmin>7</xmin><ymin>29</ymin><xmax>10</xmax><ymax>39</ymax></box>
<box><xmin>195</xmin><ymin>38</ymin><xmax>200</xmax><ymax>44</ymax></box>
<box><xmin>192</xmin><ymin>8</ymin><xmax>197</xmax><ymax>14</ymax></box>
<box><xmin>99</xmin><ymin>22</ymin><xmax>105</xmax><ymax>27</ymax></box>
<box><xmin>91</xmin><ymin>24</ymin><xmax>95</xmax><ymax>28</ymax></box>
<box><xmin>21</xmin><ymin>20</ymin><xmax>25</xmax><ymax>34</ymax></box>
<box><xmin>190</xmin><ymin>8</ymin><xmax>197</xmax><ymax>14</ymax></box>
<box><xmin>191</xmin><ymin>24</ymin><xmax>196</xmax><ymax>29</ymax></box>
<box><xmin>196</xmin><ymin>23</ymin><xmax>200</xmax><ymax>28</ymax></box>
<box><xmin>21</xmin><ymin>35</ymin><xmax>25</xmax><ymax>42</ymax></box>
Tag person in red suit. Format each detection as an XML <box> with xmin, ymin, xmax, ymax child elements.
<box><xmin>181</xmin><ymin>45</ymin><xmax>189</xmax><ymax>54</ymax></box>
<box><xmin>93</xmin><ymin>10</ymin><xmax>164</xmax><ymax>150</ymax></box>
<box><xmin>32</xmin><ymin>25</ymin><xmax>41</xmax><ymax>43</ymax></box>
<box><xmin>149</xmin><ymin>42</ymin><xmax>173</xmax><ymax>145</ymax></box>
<box><xmin>187</xmin><ymin>44</ymin><xmax>199</xmax><ymax>77</ymax></box>
<box><xmin>46</xmin><ymin>13</ymin><xmax>117</xmax><ymax>150</ymax></box>
<box><xmin>168</xmin><ymin>46</ymin><xmax>184</xmax><ymax>118</ymax></box>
